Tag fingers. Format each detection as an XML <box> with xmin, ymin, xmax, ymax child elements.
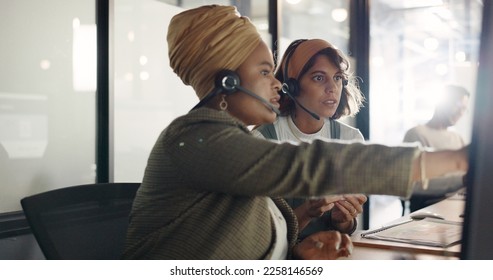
<box><xmin>313</xmin><ymin>231</ymin><xmax>341</xmax><ymax>251</ymax></box>
<box><xmin>294</xmin><ymin>231</ymin><xmax>342</xmax><ymax>260</ymax></box>
<box><xmin>337</xmin><ymin>234</ymin><xmax>353</xmax><ymax>258</ymax></box>
<box><xmin>305</xmin><ymin>202</ymin><xmax>333</xmax><ymax>218</ymax></box>
<box><xmin>310</xmin><ymin>195</ymin><xmax>344</xmax><ymax>206</ymax></box>
<box><xmin>309</xmin><ymin>199</ymin><xmax>335</xmax><ymax>211</ymax></box>
<box><xmin>320</xmin><ymin>230</ymin><xmax>342</xmax><ymax>246</ymax></box>
<box><xmin>335</xmin><ymin>194</ymin><xmax>367</xmax><ymax>216</ymax></box>
<box><xmin>334</xmin><ymin>200</ymin><xmax>361</xmax><ymax>218</ymax></box>
<box><xmin>317</xmin><ymin>231</ymin><xmax>352</xmax><ymax>259</ymax></box>
<box><xmin>343</xmin><ymin>194</ymin><xmax>368</xmax><ymax>205</ymax></box>
<box><xmin>308</xmin><ymin>194</ymin><xmax>367</xmax><ymax>220</ymax></box>
<box><xmin>307</xmin><ymin>196</ymin><xmax>342</xmax><ymax>217</ymax></box>
<box><xmin>295</xmin><ymin>231</ymin><xmax>353</xmax><ymax>260</ymax></box>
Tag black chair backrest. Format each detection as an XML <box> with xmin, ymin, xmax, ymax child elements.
<box><xmin>20</xmin><ymin>182</ymin><xmax>140</xmax><ymax>260</ymax></box>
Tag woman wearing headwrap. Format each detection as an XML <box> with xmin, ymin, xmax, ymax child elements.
<box><xmin>253</xmin><ymin>39</ymin><xmax>367</xmax><ymax>240</ymax></box>
<box><xmin>122</xmin><ymin>5</ymin><xmax>468</xmax><ymax>260</ymax></box>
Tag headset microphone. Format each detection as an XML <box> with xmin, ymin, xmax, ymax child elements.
<box><xmin>220</xmin><ymin>71</ymin><xmax>281</xmax><ymax>115</ymax></box>
<box><xmin>235</xmin><ymin>85</ymin><xmax>280</xmax><ymax>115</ymax></box>
<box><xmin>281</xmin><ymin>85</ymin><xmax>320</xmax><ymax>120</ymax></box>
<box><xmin>281</xmin><ymin>39</ymin><xmax>321</xmax><ymax>121</ymax></box>
<box><xmin>191</xmin><ymin>70</ymin><xmax>280</xmax><ymax>115</ymax></box>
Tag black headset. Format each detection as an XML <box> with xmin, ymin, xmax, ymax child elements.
<box><xmin>213</xmin><ymin>69</ymin><xmax>241</xmax><ymax>95</ymax></box>
<box><xmin>279</xmin><ymin>40</ymin><xmax>349</xmax><ymax>120</ymax></box>
<box><xmin>191</xmin><ymin>70</ymin><xmax>238</xmax><ymax>111</ymax></box>
<box><xmin>191</xmin><ymin>69</ymin><xmax>280</xmax><ymax>114</ymax></box>
<box><xmin>281</xmin><ymin>39</ymin><xmax>307</xmax><ymax>98</ymax></box>
<box><xmin>280</xmin><ymin>39</ymin><xmax>321</xmax><ymax>119</ymax></box>
<box><xmin>281</xmin><ymin>39</ymin><xmax>349</xmax><ymax>98</ymax></box>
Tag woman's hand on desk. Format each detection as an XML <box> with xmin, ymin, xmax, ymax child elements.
<box><xmin>293</xmin><ymin>231</ymin><xmax>353</xmax><ymax>260</ymax></box>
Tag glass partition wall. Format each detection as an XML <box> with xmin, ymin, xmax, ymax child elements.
<box><xmin>370</xmin><ymin>0</ymin><xmax>481</xmax><ymax>146</ymax></box>
<box><xmin>112</xmin><ymin>0</ymin><xmax>270</xmax><ymax>181</ymax></box>
<box><xmin>0</xmin><ymin>0</ymin><xmax>97</xmax><ymax>213</ymax></box>
<box><xmin>279</xmin><ymin>0</ymin><xmax>351</xmax><ymax>58</ymax></box>
<box><xmin>368</xmin><ymin>0</ymin><xmax>482</xmax><ymax>227</ymax></box>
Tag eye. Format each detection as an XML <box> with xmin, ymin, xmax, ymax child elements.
<box><xmin>260</xmin><ymin>69</ymin><xmax>271</xmax><ymax>76</ymax></box>
<box><xmin>312</xmin><ymin>75</ymin><xmax>325</xmax><ymax>82</ymax></box>
<box><xmin>334</xmin><ymin>74</ymin><xmax>344</xmax><ymax>82</ymax></box>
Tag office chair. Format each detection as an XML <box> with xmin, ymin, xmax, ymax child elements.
<box><xmin>20</xmin><ymin>182</ymin><xmax>140</xmax><ymax>260</ymax></box>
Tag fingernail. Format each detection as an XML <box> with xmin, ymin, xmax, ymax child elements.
<box><xmin>315</xmin><ymin>241</ymin><xmax>324</xmax><ymax>249</ymax></box>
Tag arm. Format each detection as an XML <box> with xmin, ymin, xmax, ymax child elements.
<box><xmin>167</xmin><ymin>113</ymin><xmax>465</xmax><ymax>198</ymax></box>
<box><xmin>411</xmin><ymin>147</ymin><xmax>469</xmax><ymax>183</ymax></box>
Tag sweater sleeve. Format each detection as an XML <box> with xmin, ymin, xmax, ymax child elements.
<box><xmin>166</xmin><ymin>118</ymin><xmax>419</xmax><ymax>200</ymax></box>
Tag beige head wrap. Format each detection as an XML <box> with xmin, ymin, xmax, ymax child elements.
<box><xmin>167</xmin><ymin>5</ymin><xmax>262</xmax><ymax>99</ymax></box>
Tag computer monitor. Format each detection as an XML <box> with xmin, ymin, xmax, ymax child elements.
<box><xmin>460</xmin><ymin>0</ymin><xmax>493</xmax><ymax>260</ymax></box>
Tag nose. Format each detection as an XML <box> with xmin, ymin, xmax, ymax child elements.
<box><xmin>325</xmin><ymin>79</ymin><xmax>337</xmax><ymax>94</ymax></box>
<box><xmin>273</xmin><ymin>77</ymin><xmax>282</xmax><ymax>91</ymax></box>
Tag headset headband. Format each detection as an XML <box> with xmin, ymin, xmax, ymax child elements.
<box><xmin>282</xmin><ymin>39</ymin><xmax>307</xmax><ymax>81</ymax></box>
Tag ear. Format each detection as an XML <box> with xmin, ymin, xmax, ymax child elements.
<box><xmin>281</xmin><ymin>78</ymin><xmax>300</xmax><ymax>97</ymax></box>
<box><xmin>215</xmin><ymin>69</ymin><xmax>240</xmax><ymax>94</ymax></box>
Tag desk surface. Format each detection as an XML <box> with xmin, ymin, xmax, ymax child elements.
<box><xmin>350</xmin><ymin>193</ymin><xmax>465</xmax><ymax>259</ymax></box>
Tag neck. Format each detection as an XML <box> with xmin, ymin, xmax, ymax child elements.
<box><xmin>427</xmin><ymin>116</ymin><xmax>449</xmax><ymax>130</ymax></box>
<box><xmin>291</xmin><ymin>111</ymin><xmax>324</xmax><ymax>134</ymax></box>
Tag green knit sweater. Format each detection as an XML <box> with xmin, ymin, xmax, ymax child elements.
<box><xmin>122</xmin><ymin>108</ymin><xmax>419</xmax><ymax>259</ymax></box>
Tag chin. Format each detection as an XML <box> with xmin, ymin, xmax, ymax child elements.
<box><xmin>264</xmin><ymin>117</ymin><xmax>277</xmax><ymax>125</ymax></box>
<box><xmin>257</xmin><ymin>114</ymin><xmax>277</xmax><ymax>126</ymax></box>
<box><xmin>320</xmin><ymin>111</ymin><xmax>336</xmax><ymax>119</ymax></box>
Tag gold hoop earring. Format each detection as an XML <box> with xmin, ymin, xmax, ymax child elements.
<box><xmin>219</xmin><ymin>95</ymin><xmax>228</xmax><ymax>111</ymax></box>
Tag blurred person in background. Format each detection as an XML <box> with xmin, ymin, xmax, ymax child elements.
<box><xmin>403</xmin><ymin>85</ymin><xmax>470</xmax><ymax>212</ymax></box>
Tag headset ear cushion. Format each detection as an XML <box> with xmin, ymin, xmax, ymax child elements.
<box><xmin>216</xmin><ymin>69</ymin><xmax>240</xmax><ymax>94</ymax></box>
<box><xmin>283</xmin><ymin>78</ymin><xmax>300</xmax><ymax>97</ymax></box>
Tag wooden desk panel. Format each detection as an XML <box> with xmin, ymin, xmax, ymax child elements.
<box><xmin>345</xmin><ymin>246</ymin><xmax>458</xmax><ymax>260</ymax></box>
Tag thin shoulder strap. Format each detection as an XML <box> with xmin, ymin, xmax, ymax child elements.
<box><xmin>330</xmin><ymin>119</ymin><xmax>341</xmax><ymax>140</ymax></box>
<box><xmin>257</xmin><ymin>123</ymin><xmax>278</xmax><ymax>140</ymax></box>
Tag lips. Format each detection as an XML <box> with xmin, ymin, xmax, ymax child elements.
<box><xmin>322</xmin><ymin>99</ymin><xmax>337</xmax><ymax>105</ymax></box>
<box><xmin>270</xmin><ymin>97</ymin><xmax>281</xmax><ymax>108</ymax></box>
